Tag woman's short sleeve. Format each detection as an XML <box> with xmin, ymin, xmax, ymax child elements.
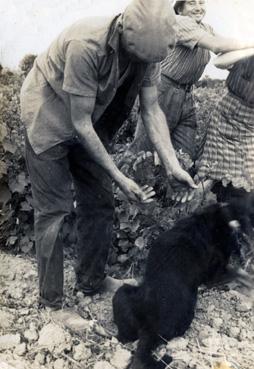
<box><xmin>175</xmin><ymin>15</ymin><xmax>214</xmax><ymax>50</ymax></box>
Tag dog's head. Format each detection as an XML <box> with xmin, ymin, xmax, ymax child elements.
<box><xmin>198</xmin><ymin>195</ymin><xmax>254</xmax><ymax>285</ymax></box>
<box><xmin>199</xmin><ymin>193</ymin><xmax>254</xmax><ymax>238</ymax></box>
<box><xmin>220</xmin><ymin>193</ymin><xmax>254</xmax><ymax>236</ymax></box>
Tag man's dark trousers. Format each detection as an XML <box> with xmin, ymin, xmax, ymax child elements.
<box><xmin>25</xmin><ymin>137</ymin><xmax>114</xmax><ymax>308</ymax></box>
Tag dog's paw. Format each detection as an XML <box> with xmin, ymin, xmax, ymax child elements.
<box><xmin>154</xmin><ymin>354</ymin><xmax>173</xmax><ymax>369</ymax></box>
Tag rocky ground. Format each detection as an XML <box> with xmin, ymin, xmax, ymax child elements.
<box><xmin>0</xmin><ymin>252</ymin><xmax>253</xmax><ymax>369</ymax></box>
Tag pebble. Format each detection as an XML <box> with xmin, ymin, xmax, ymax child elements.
<box><xmin>34</xmin><ymin>352</ymin><xmax>46</xmax><ymax>366</ymax></box>
<box><xmin>83</xmin><ymin>296</ymin><xmax>93</xmax><ymax>305</ymax></box>
<box><xmin>166</xmin><ymin>337</ymin><xmax>189</xmax><ymax>351</ymax></box>
<box><xmin>19</xmin><ymin>309</ymin><xmax>30</xmax><ymax>316</ymax></box>
<box><xmin>9</xmin><ymin>289</ymin><xmax>24</xmax><ymax>300</ymax></box>
<box><xmin>226</xmin><ymin>336</ymin><xmax>239</xmax><ymax>348</ymax></box>
<box><xmin>198</xmin><ymin>325</ymin><xmax>213</xmax><ymax>341</ymax></box>
<box><xmin>111</xmin><ymin>337</ymin><xmax>118</xmax><ymax>344</ymax></box>
<box><xmin>236</xmin><ymin>301</ymin><xmax>252</xmax><ymax>313</ymax></box>
<box><xmin>0</xmin><ymin>334</ymin><xmax>21</xmax><ymax>349</ymax></box>
<box><xmin>75</xmin><ymin>291</ymin><xmax>84</xmax><ymax>300</ymax></box>
<box><xmin>54</xmin><ymin>358</ymin><xmax>67</xmax><ymax>369</ymax></box>
<box><xmin>172</xmin><ymin>350</ymin><xmax>192</xmax><ymax>364</ymax></box>
<box><xmin>228</xmin><ymin>326</ymin><xmax>240</xmax><ymax>339</ymax></box>
<box><xmin>29</xmin><ymin>322</ymin><xmax>37</xmax><ymax>330</ymax></box>
<box><xmin>14</xmin><ymin>342</ymin><xmax>27</xmax><ymax>356</ymax></box>
<box><xmin>78</xmin><ymin>296</ymin><xmax>93</xmax><ymax>309</ymax></box>
<box><xmin>24</xmin><ymin>329</ymin><xmax>38</xmax><ymax>342</ymax></box>
<box><xmin>171</xmin><ymin>360</ymin><xmax>187</xmax><ymax>369</ymax></box>
<box><xmin>211</xmin><ymin>317</ymin><xmax>223</xmax><ymax>330</ymax></box>
<box><xmin>199</xmin><ymin>331</ymin><xmax>221</xmax><ymax>349</ymax></box>
<box><xmin>38</xmin><ymin>324</ymin><xmax>71</xmax><ymax>353</ymax></box>
<box><xmin>207</xmin><ymin>304</ymin><xmax>216</xmax><ymax>314</ymax></box>
<box><xmin>110</xmin><ymin>347</ymin><xmax>132</xmax><ymax>369</ymax></box>
<box><xmin>0</xmin><ymin>311</ymin><xmax>15</xmax><ymax>329</ymax></box>
<box><xmin>94</xmin><ymin>361</ymin><xmax>115</xmax><ymax>369</ymax></box>
<box><xmin>73</xmin><ymin>342</ymin><xmax>91</xmax><ymax>361</ymax></box>
<box><xmin>0</xmin><ymin>362</ymin><xmax>17</xmax><ymax>369</ymax></box>
<box><xmin>239</xmin><ymin>329</ymin><xmax>250</xmax><ymax>341</ymax></box>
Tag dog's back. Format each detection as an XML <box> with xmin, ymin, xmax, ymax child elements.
<box><xmin>113</xmin><ymin>201</ymin><xmax>253</xmax><ymax>369</ymax></box>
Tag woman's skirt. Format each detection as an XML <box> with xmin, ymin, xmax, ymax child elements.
<box><xmin>198</xmin><ymin>92</ymin><xmax>254</xmax><ymax>191</ymax></box>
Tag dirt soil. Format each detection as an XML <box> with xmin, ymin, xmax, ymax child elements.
<box><xmin>0</xmin><ymin>252</ymin><xmax>253</xmax><ymax>369</ymax></box>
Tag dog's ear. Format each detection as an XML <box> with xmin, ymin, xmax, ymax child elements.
<box><xmin>218</xmin><ymin>202</ymin><xmax>243</xmax><ymax>231</ymax></box>
<box><xmin>219</xmin><ymin>202</ymin><xmax>229</xmax><ymax>208</ymax></box>
<box><xmin>246</xmin><ymin>193</ymin><xmax>254</xmax><ymax>226</ymax></box>
<box><xmin>228</xmin><ymin>220</ymin><xmax>240</xmax><ymax>230</ymax></box>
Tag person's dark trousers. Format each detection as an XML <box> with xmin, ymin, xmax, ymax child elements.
<box><xmin>132</xmin><ymin>74</ymin><xmax>197</xmax><ymax>162</ymax></box>
<box><xmin>158</xmin><ymin>75</ymin><xmax>197</xmax><ymax>161</ymax></box>
<box><xmin>25</xmin><ymin>136</ymin><xmax>114</xmax><ymax>308</ymax></box>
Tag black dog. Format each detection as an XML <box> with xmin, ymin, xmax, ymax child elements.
<box><xmin>113</xmin><ymin>200</ymin><xmax>254</xmax><ymax>369</ymax></box>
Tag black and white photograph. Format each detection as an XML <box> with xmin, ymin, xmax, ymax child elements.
<box><xmin>0</xmin><ymin>1</ymin><xmax>253</xmax><ymax>368</ymax></box>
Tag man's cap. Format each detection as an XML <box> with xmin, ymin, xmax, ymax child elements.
<box><xmin>122</xmin><ymin>0</ymin><xmax>176</xmax><ymax>62</ymax></box>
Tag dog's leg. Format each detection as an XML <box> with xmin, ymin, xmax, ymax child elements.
<box><xmin>129</xmin><ymin>330</ymin><xmax>169</xmax><ymax>369</ymax></box>
<box><xmin>113</xmin><ymin>284</ymin><xmax>141</xmax><ymax>343</ymax></box>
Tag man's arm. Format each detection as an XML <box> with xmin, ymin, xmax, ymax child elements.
<box><xmin>70</xmin><ymin>94</ymin><xmax>155</xmax><ymax>203</ymax></box>
<box><xmin>139</xmin><ymin>85</ymin><xmax>196</xmax><ymax>188</ymax></box>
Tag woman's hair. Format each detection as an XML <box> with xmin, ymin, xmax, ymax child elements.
<box><xmin>174</xmin><ymin>1</ymin><xmax>185</xmax><ymax>14</ymax></box>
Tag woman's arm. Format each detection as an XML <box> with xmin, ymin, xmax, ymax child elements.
<box><xmin>174</xmin><ymin>16</ymin><xmax>254</xmax><ymax>55</ymax></box>
<box><xmin>198</xmin><ymin>33</ymin><xmax>254</xmax><ymax>54</ymax></box>
<box><xmin>213</xmin><ymin>48</ymin><xmax>254</xmax><ymax>69</ymax></box>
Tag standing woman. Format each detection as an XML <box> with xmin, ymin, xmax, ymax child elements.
<box><xmin>197</xmin><ymin>53</ymin><xmax>254</xmax><ymax>203</ymax></box>
<box><xmin>133</xmin><ymin>0</ymin><xmax>254</xmax><ymax>164</ymax></box>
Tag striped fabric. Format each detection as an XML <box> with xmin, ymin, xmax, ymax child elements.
<box><xmin>198</xmin><ymin>93</ymin><xmax>254</xmax><ymax>191</ymax></box>
<box><xmin>161</xmin><ymin>15</ymin><xmax>213</xmax><ymax>84</ymax></box>
<box><xmin>227</xmin><ymin>56</ymin><xmax>254</xmax><ymax>107</ymax></box>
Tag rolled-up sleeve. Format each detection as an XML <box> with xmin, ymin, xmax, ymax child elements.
<box><xmin>175</xmin><ymin>15</ymin><xmax>214</xmax><ymax>50</ymax></box>
<box><xmin>63</xmin><ymin>40</ymin><xmax>98</xmax><ymax>97</ymax></box>
<box><xmin>142</xmin><ymin>63</ymin><xmax>161</xmax><ymax>87</ymax></box>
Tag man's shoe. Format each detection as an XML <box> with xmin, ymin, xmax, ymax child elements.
<box><xmin>48</xmin><ymin>307</ymin><xmax>90</xmax><ymax>332</ymax></box>
<box><xmin>102</xmin><ymin>276</ymin><xmax>138</xmax><ymax>293</ymax></box>
<box><xmin>75</xmin><ymin>276</ymin><xmax>138</xmax><ymax>296</ymax></box>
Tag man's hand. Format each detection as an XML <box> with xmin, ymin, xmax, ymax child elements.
<box><xmin>116</xmin><ymin>174</ymin><xmax>155</xmax><ymax>203</ymax></box>
<box><xmin>139</xmin><ymin>87</ymin><xmax>198</xmax><ymax>199</ymax></box>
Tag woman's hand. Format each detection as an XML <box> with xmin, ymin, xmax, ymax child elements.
<box><xmin>171</xmin><ymin>168</ymin><xmax>198</xmax><ymax>190</ymax></box>
<box><xmin>171</xmin><ymin>178</ymin><xmax>214</xmax><ymax>204</ymax></box>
